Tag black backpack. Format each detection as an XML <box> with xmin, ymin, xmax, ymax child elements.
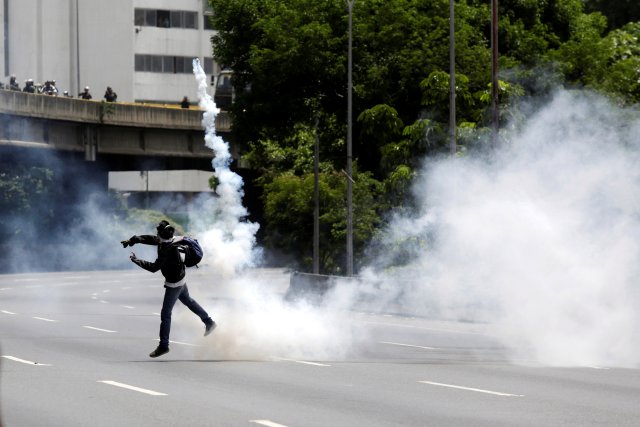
<box><xmin>175</xmin><ymin>237</ymin><xmax>203</xmax><ymax>267</ymax></box>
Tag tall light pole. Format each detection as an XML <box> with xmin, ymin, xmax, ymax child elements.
<box><xmin>491</xmin><ymin>0</ymin><xmax>499</xmax><ymax>147</ymax></box>
<box><xmin>346</xmin><ymin>0</ymin><xmax>354</xmax><ymax>277</ymax></box>
<box><xmin>449</xmin><ymin>0</ymin><xmax>456</xmax><ymax>155</ymax></box>
<box><xmin>313</xmin><ymin>115</ymin><xmax>320</xmax><ymax>275</ymax></box>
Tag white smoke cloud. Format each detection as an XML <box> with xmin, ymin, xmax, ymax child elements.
<box><xmin>191</xmin><ymin>59</ymin><xmax>260</xmax><ymax>276</ymax></box>
<box><xmin>361</xmin><ymin>90</ymin><xmax>640</xmax><ymax>367</ymax></box>
<box><xmin>187</xmin><ymin>61</ymin><xmax>365</xmax><ymax>361</ymax></box>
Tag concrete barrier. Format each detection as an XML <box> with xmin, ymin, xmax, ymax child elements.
<box><xmin>284</xmin><ymin>271</ymin><xmax>359</xmax><ymax>304</ymax></box>
<box><xmin>0</xmin><ymin>89</ymin><xmax>230</xmax><ymax>132</ymax></box>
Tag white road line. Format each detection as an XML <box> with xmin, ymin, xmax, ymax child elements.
<box><xmin>152</xmin><ymin>312</ymin><xmax>161</xmax><ymax>316</ymax></box>
<box><xmin>360</xmin><ymin>320</ymin><xmax>487</xmax><ymax>336</ymax></box>
<box><xmin>62</xmin><ymin>276</ymin><xmax>90</xmax><ymax>279</ymax></box>
<box><xmin>99</xmin><ymin>300</ymin><xmax>109</xmax><ymax>304</ymax></box>
<box><xmin>33</xmin><ymin>316</ymin><xmax>57</xmax><ymax>322</ymax></box>
<box><xmin>154</xmin><ymin>339</ymin><xmax>201</xmax><ymax>347</ymax></box>
<box><xmin>250</xmin><ymin>420</ymin><xmax>289</xmax><ymax>427</ymax></box>
<box><xmin>98</xmin><ymin>280</ymin><xmax>122</xmax><ymax>284</ymax></box>
<box><xmin>272</xmin><ymin>357</ymin><xmax>331</xmax><ymax>367</ymax></box>
<box><xmin>13</xmin><ymin>278</ymin><xmax>37</xmax><ymax>282</ymax></box>
<box><xmin>380</xmin><ymin>341</ymin><xmax>438</xmax><ymax>350</ymax></box>
<box><xmin>83</xmin><ymin>326</ymin><xmax>117</xmax><ymax>333</ymax></box>
<box><xmin>98</xmin><ymin>380</ymin><xmax>167</xmax><ymax>396</ymax></box>
<box><xmin>1</xmin><ymin>310</ymin><xmax>16</xmax><ymax>315</ymax></box>
<box><xmin>121</xmin><ymin>305</ymin><xmax>135</xmax><ymax>309</ymax></box>
<box><xmin>419</xmin><ymin>381</ymin><xmax>524</xmax><ymax>397</ymax></box>
<box><xmin>2</xmin><ymin>355</ymin><xmax>51</xmax><ymax>366</ymax></box>
<box><xmin>25</xmin><ymin>285</ymin><xmax>43</xmax><ymax>289</ymax></box>
<box><xmin>102</xmin><ymin>289</ymin><xmax>111</xmax><ymax>293</ymax></box>
<box><xmin>0</xmin><ymin>287</ymin><xmax>13</xmax><ymax>291</ymax></box>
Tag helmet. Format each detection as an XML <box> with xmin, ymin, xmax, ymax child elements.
<box><xmin>85</xmin><ymin>86</ymin><xmax>90</xmax><ymax>90</ymax></box>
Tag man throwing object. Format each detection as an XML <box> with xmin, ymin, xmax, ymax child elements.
<box><xmin>122</xmin><ymin>220</ymin><xmax>216</xmax><ymax>358</ymax></box>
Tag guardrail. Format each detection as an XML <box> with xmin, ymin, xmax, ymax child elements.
<box><xmin>0</xmin><ymin>89</ymin><xmax>231</xmax><ymax>132</ymax></box>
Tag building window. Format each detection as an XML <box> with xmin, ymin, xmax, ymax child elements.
<box><xmin>134</xmin><ymin>9</ymin><xmax>198</xmax><ymax>30</ymax></box>
<box><xmin>203</xmin><ymin>14</ymin><xmax>215</xmax><ymax>30</ymax></box>
<box><xmin>135</xmin><ymin>54</ymin><xmax>196</xmax><ymax>74</ymax></box>
<box><xmin>203</xmin><ymin>58</ymin><xmax>214</xmax><ymax>75</ymax></box>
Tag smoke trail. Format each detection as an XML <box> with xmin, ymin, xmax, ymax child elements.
<box><xmin>186</xmin><ymin>61</ymin><xmax>365</xmax><ymax>361</ymax></box>
<box><xmin>191</xmin><ymin>59</ymin><xmax>260</xmax><ymax>276</ymax></box>
<box><xmin>361</xmin><ymin>90</ymin><xmax>640</xmax><ymax>367</ymax></box>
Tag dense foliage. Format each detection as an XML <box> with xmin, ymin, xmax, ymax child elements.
<box><xmin>208</xmin><ymin>0</ymin><xmax>640</xmax><ymax>273</ymax></box>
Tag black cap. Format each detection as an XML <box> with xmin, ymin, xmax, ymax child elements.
<box><xmin>156</xmin><ymin>220</ymin><xmax>174</xmax><ymax>239</ymax></box>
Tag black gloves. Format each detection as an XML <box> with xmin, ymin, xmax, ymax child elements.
<box><xmin>130</xmin><ymin>252</ymin><xmax>138</xmax><ymax>262</ymax></box>
<box><xmin>121</xmin><ymin>240</ymin><xmax>130</xmax><ymax>248</ymax></box>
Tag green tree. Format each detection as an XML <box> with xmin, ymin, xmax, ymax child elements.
<box><xmin>0</xmin><ymin>167</ymin><xmax>54</xmax><ymax>238</ymax></box>
<box><xmin>208</xmin><ymin>0</ymin><xmax>636</xmax><ymax>272</ymax></box>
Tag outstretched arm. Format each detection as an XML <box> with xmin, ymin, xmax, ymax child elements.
<box><xmin>121</xmin><ymin>234</ymin><xmax>160</xmax><ymax>248</ymax></box>
<box><xmin>130</xmin><ymin>251</ymin><xmax>165</xmax><ymax>273</ymax></box>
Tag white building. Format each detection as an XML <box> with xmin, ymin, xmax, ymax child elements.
<box><xmin>0</xmin><ymin>0</ymin><xmax>220</xmax><ymax>103</ymax></box>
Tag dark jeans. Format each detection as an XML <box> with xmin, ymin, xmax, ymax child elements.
<box><xmin>159</xmin><ymin>284</ymin><xmax>211</xmax><ymax>348</ymax></box>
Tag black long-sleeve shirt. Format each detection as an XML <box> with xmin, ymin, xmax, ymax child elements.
<box><xmin>128</xmin><ymin>235</ymin><xmax>185</xmax><ymax>286</ymax></box>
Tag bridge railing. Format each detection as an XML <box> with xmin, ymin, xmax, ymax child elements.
<box><xmin>0</xmin><ymin>89</ymin><xmax>231</xmax><ymax>132</ymax></box>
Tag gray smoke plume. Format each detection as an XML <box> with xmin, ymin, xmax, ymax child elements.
<box><xmin>191</xmin><ymin>59</ymin><xmax>260</xmax><ymax>276</ymax></box>
<box><xmin>359</xmin><ymin>90</ymin><xmax>640</xmax><ymax>367</ymax></box>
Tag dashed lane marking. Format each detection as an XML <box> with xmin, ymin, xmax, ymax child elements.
<box><xmin>359</xmin><ymin>319</ymin><xmax>489</xmax><ymax>336</ymax></box>
<box><xmin>154</xmin><ymin>339</ymin><xmax>200</xmax><ymax>347</ymax></box>
<box><xmin>2</xmin><ymin>355</ymin><xmax>51</xmax><ymax>366</ymax></box>
<box><xmin>250</xmin><ymin>420</ymin><xmax>289</xmax><ymax>427</ymax></box>
<box><xmin>98</xmin><ymin>380</ymin><xmax>167</xmax><ymax>396</ymax></box>
<box><xmin>83</xmin><ymin>326</ymin><xmax>117</xmax><ymax>333</ymax></box>
<box><xmin>271</xmin><ymin>357</ymin><xmax>331</xmax><ymax>367</ymax></box>
<box><xmin>121</xmin><ymin>305</ymin><xmax>135</xmax><ymax>309</ymax></box>
<box><xmin>33</xmin><ymin>316</ymin><xmax>57</xmax><ymax>322</ymax></box>
<box><xmin>380</xmin><ymin>341</ymin><xmax>438</xmax><ymax>350</ymax></box>
<box><xmin>1</xmin><ymin>310</ymin><xmax>16</xmax><ymax>315</ymax></box>
<box><xmin>419</xmin><ymin>381</ymin><xmax>524</xmax><ymax>397</ymax></box>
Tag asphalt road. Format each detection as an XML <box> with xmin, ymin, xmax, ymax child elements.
<box><xmin>1</xmin><ymin>268</ymin><xmax>639</xmax><ymax>426</ymax></box>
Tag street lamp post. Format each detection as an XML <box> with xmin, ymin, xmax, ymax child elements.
<box><xmin>346</xmin><ymin>0</ymin><xmax>354</xmax><ymax>277</ymax></box>
<box><xmin>449</xmin><ymin>0</ymin><xmax>456</xmax><ymax>155</ymax></box>
<box><xmin>491</xmin><ymin>0</ymin><xmax>499</xmax><ymax>147</ymax></box>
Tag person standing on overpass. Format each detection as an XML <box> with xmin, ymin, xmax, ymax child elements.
<box><xmin>121</xmin><ymin>220</ymin><xmax>216</xmax><ymax>358</ymax></box>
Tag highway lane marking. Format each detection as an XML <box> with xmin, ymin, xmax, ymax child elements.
<box><xmin>380</xmin><ymin>341</ymin><xmax>438</xmax><ymax>350</ymax></box>
<box><xmin>359</xmin><ymin>320</ymin><xmax>489</xmax><ymax>336</ymax></box>
<box><xmin>419</xmin><ymin>381</ymin><xmax>524</xmax><ymax>397</ymax></box>
<box><xmin>25</xmin><ymin>285</ymin><xmax>43</xmax><ymax>289</ymax></box>
<box><xmin>250</xmin><ymin>420</ymin><xmax>289</xmax><ymax>427</ymax></box>
<box><xmin>121</xmin><ymin>305</ymin><xmax>135</xmax><ymax>309</ymax></box>
<box><xmin>98</xmin><ymin>380</ymin><xmax>167</xmax><ymax>396</ymax></box>
<box><xmin>0</xmin><ymin>287</ymin><xmax>13</xmax><ymax>291</ymax></box>
<box><xmin>62</xmin><ymin>276</ymin><xmax>91</xmax><ymax>279</ymax></box>
<box><xmin>33</xmin><ymin>316</ymin><xmax>57</xmax><ymax>322</ymax></box>
<box><xmin>12</xmin><ymin>278</ymin><xmax>38</xmax><ymax>282</ymax></box>
<box><xmin>271</xmin><ymin>357</ymin><xmax>331</xmax><ymax>367</ymax></box>
<box><xmin>152</xmin><ymin>312</ymin><xmax>161</xmax><ymax>316</ymax></box>
<box><xmin>2</xmin><ymin>355</ymin><xmax>51</xmax><ymax>366</ymax></box>
<box><xmin>99</xmin><ymin>300</ymin><xmax>109</xmax><ymax>304</ymax></box>
<box><xmin>154</xmin><ymin>339</ymin><xmax>201</xmax><ymax>347</ymax></box>
<box><xmin>1</xmin><ymin>310</ymin><xmax>16</xmax><ymax>315</ymax></box>
<box><xmin>83</xmin><ymin>326</ymin><xmax>117</xmax><ymax>333</ymax></box>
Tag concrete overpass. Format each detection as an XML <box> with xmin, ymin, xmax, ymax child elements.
<box><xmin>0</xmin><ymin>89</ymin><xmax>232</xmax><ymax>161</ymax></box>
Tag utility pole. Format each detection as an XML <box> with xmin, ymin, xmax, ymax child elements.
<box><xmin>449</xmin><ymin>0</ymin><xmax>456</xmax><ymax>155</ymax></box>
<box><xmin>491</xmin><ymin>0</ymin><xmax>499</xmax><ymax>147</ymax></box>
<box><xmin>346</xmin><ymin>0</ymin><xmax>354</xmax><ymax>277</ymax></box>
<box><xmin>313</xmin><ymin>115</ymin><xmax>320</xmax><ymax>275</ymax></box>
